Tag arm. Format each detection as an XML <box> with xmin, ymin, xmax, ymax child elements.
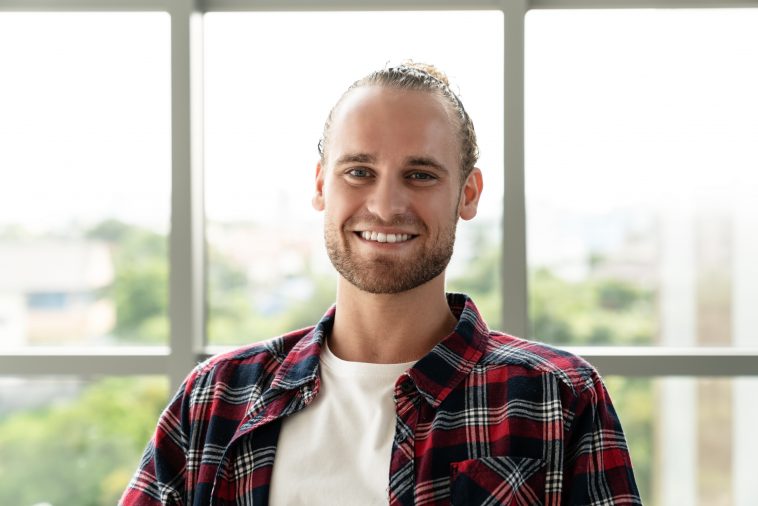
<box><xmin>119</xmin><ymin>381</ymin><xmax>191</xmax><ymax>506</ymax></box>
<box><xmin>562</xmin><ymin>371</ymin><xmax>642</xmax><ymax>505</ymax></box>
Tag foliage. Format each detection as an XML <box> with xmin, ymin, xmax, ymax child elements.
<box><xmin>529</xmin><ymin>268</ymin><xmax>654</xmax><ymax>346</ymax></box>
<box><xmin>87</xmin><ymin>219</ymin><xmax>169</xmax><ymax>344</ymax></box>
<box><xmin>206</xmin><ymin>243</ymin><xmax>337</xmax><ymax>344</ymax></box>
<box><xmin>0</xmin><ymin>377</ymin><xmax>167</xmax><ymax>506</ymax></box>
<box><xmin>447</xmin><ymin>224</ymin><xmax>501</xmax><ymax>329</ymax></box>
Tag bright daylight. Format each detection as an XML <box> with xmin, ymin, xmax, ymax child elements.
<box><xmin>1</xmin><ymin>5</ymin><xmax>757</xmax><ymax>506</ymax></box>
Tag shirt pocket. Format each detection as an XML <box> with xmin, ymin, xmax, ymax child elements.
<box><xmin>449</xmin><ymin>456</ymin><xmax>545</xmax><ymax>506</ymax></box>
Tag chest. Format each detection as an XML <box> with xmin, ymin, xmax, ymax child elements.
<box><xmin>196</xmin><ymin>374</ymin><xmax>568</xmax><ymax>505</ymax></box>
<box><xmin>388</xmin><ymin>378</ymin><xmax>566</xmax><ymax>505</ymax></box>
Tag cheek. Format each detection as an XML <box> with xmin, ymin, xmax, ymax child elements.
<box><xmin>323</xmin><ymin>192</ymin><xmax>358</xmax><ymax>224</ymax></box>
<box><xmin>326</xmin><ymin>180</ymin><xmax>364</xmax><ymax>208</ymax></box>
<box><xmin>429</xmin><ymin>192</ymin><xmax>462</xmax><ymax>221</ymax></box>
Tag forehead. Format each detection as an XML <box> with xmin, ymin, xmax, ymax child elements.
<box><xmin>326</xmin><ymin>86</ymin><xmax>459</xmax><ymax>166</ymax></box>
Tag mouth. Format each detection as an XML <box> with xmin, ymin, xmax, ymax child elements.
<box><xmin>354</xmin><ymin>230</ymin><xmax>418</xmax><ymax>244</ymax></box>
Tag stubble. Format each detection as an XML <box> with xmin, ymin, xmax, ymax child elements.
<box><xmin>324</xmin><ymin>213</ymin><xmax>457</xmax><ymax>294</ymax></box>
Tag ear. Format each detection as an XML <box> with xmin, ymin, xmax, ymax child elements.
<box><xmin>312</xmin><ymin>161</ymin><xmax>325</xmax><ymax>211</ymax></box>
<box><xmin>458</xmin><ymin>167</ymin><xmax>483</xmax><ymax>221</ymax></box>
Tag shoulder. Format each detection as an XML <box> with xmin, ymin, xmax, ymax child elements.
<box><xmin>480</xmin><ymin>331</ymin><xmax>600</xmax><ymax>397</ymax></box>
<box><xmin>183</xmin><ymin>326</ymin><xmax>315</xmax><ymax>393</ymax></box>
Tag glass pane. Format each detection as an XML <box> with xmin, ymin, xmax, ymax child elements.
<box><xmin>526</xmin><ymin>10</ymin><xmax>758</xmax><ymax>347</ymax></box>
<box><xmin>0</xmin><ymin>376</ymin><xmax>169</xmax><ymax>505</ymax></box>
<box><xmin>204</xmin><ymin>11</ymin><xmax>504</xmax><ymax>345</ymax></box>
<box><xmin>0</xmin><ymin>13</ymin><xmax>171</xmax><ymax>347</ymax></box>
<box><xmin>605</xmin><ymin>376</ymin><xmax>758</xmax><ymax>506</ymax></box>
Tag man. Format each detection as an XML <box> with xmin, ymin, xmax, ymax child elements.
<box><xmin>121</xmin><ymin>63</ymin><xmax>641</xmax><ymax>505</ymax></box>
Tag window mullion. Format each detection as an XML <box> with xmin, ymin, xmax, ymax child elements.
<box><xmin>0</xmin><ymin>349</ymin><xmax>169</xmax><ymax>375</ymax></box>
<box><xmin>0</xmin><ymin>0</ymin><xmax>172</xmax><ymax>10</ymax></box>
<box><xmin>501</xmin><ymin>0</ymin><xmax>529</xmax><ymax>339</ymax></box>
<box><xmin>168</xmin><ymin>0</ymin><xmax>205</xmax><ymax>393</ymax></box>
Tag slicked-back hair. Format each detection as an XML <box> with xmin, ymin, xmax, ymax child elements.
<box><xmin>318</xmin><ymin>62</ymin><xmax>479</xmax><ymax>184</ymax></box>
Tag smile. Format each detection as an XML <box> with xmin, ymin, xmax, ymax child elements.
<box><xmin>357</xmin><ymin>231</ymin><xmax>416</xmax><ymax>243</ymax></box>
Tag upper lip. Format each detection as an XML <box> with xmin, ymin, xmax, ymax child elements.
<box><xmin>351</xmin><ymin>227</ymin><xmax>418</xmax><ymax>235</ymax></box>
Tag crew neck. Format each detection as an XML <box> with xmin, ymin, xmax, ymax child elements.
<box><xmin>321</xmin><ymin>339</ymin><xmax>417</xmax><ymax>378</ymax></box>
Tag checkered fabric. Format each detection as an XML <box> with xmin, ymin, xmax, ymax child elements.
<box><xmin>121</xmin><ymin>293</ymin><xmax>641</xmax><ymax>505</ymax></box>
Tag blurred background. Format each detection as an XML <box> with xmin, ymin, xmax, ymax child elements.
<box><xmin>1</xmin><ymin>3</ymin><xmax>757</xmax><ymax>505</ymax></box>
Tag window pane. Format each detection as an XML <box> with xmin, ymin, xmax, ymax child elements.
<box><xmin>204</xmin><ymin>11</ymin><xmax>504</xmax><ymax>345</ymax></box>
<box><xmin>526</xmin><ymin>10</ymin><xmax>758</xmax><ymax>347</ymax></box>
<box><xmin>0</xmin><ymin>13</ymin><xmax>171</xmax><ymax>347</ymax></box>
<box><xmin>605</xmin><ymin>376</ymin><xmax>758</xmax><ymax>506</ymax></box>
<box><xmin>0</xmin><ymin>376</ymin><xmax>169</xmax><ymax>505</ymax></box>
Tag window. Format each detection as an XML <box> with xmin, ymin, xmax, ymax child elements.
<box><xmin>525</xmin><ymin>10</ymin><xmax>758</xmax><ymax>503</ymax></box>
<box><xmin>0</xmin><ymin>11</ymin><xmax>171</xmax><ymax>502</ymax></box>
<box><xmin>1</xmin><ymin>2</ymin><xmax>756</xmax><ymax>505</ymax></box>
<box><xmin>203</xmin><ymin>11</ymin><xmax>504</xmax><ymax>344</ymax></box>
<box><xmin>526</xmin><ymin>9</ymin><xmax>758</xmax><ymax>349</ymax></box>
<box><xmin>0</xmin><ymin>376</ymin><xmax>168</xmax><ymax>505</ymax></box>
<box><xmin>0</xmin><ymin>12</ymin><xmax>171</xmax><ymax>348</ymax></box>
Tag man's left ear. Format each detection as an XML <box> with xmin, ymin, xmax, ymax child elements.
<box><xmin>458</xmin><ymin>167</ymin><xmax>483</xmax><ymax>221</ymax></box>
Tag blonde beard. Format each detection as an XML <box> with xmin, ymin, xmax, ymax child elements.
<box><xmin>324</xmin><ymin>218</ymin><xmax>456</xmax><ymax>294</ymax></box>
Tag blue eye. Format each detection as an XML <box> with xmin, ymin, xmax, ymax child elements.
<box><xmin>347</xmin><ymin>168</ymin><xmax>371</xmax><ymax>178</ymax></box>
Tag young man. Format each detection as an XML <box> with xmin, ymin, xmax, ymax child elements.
<box><xmin>121</xmin><ymin>63</ymin><xmax>641</xmax><ymax>505</ymax></box>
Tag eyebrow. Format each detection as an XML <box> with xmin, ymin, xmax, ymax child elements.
<box><xmin>335</xmin><ymin>153</ymin><xmax>449</xmax><ymax>173</ymax></box>
<box><xmin>406</xmin><ymin>156</ymin><xmax>449</xmax><ymax>173</ymax></box>
<box><xmin>335</xmin><ymin>153</ymin><xmax>377</xmax><ymax>165</ymax></box>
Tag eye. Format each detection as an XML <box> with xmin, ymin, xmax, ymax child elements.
<box><xmin>346</xmin><ymin>167</ymin><xmax>372</xmax><ymax>179</ymax></box>
<box><xmin>407</xmin><ymin>171</ymin><xmax>437</xmax><ymax>182</ymax></box>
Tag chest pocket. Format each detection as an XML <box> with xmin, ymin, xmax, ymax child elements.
<box><xmin>450</xmin><ymin>456</ymin><xmax>545</xmax><ymax>506</ymax></box>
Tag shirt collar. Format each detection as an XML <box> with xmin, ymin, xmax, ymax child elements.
<box><xmin>269</xmin><ymin>293</ymin><xmax>489</xmax><ymax>408</ymax></box>
<box><xmin>405</xmin><ymin>293</ymin><xmax>489</xmax><ymax>408</ymax></box>
<box><xmin>269</xmin><ymin>305</ymin><xmax>333</xmax><ymax>391</ymax></box>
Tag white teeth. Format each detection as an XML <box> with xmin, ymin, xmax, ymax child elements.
<box><xmin>359</xmin><ymin>231</ymin><xmax>412</xmax><ymax>243</ymax></box>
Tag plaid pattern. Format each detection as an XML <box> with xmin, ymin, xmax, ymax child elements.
<box><xmin>121</xmin><ymin>293</ymin><xmax>641</xmax><ymax>505</ymax></box>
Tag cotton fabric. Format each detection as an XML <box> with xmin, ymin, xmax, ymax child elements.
<box><xmin>120</xmin><ymin>293</ymin><xmax>641</xmax><ymax>505</ymax></box>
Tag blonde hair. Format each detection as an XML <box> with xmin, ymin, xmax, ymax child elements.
<box><xmin>318</xmin><ymin>61</ymin><xmax>479</xmax><ymax>183</ymax></box>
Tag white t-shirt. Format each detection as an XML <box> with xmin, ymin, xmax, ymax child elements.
<box><xmin>269</xmin><ymin>341</ymin><xmax>416</xmax><ymax>505</ymax></box>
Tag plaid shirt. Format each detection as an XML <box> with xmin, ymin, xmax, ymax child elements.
<box><xmin>121</xmin><ymin>293</ymin><xmax>641</xmax><ymax>505</ymax></box>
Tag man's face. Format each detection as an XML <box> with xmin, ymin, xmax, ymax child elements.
<box><xmin>313</xmin><ymin>86</ymin><xmax>481</xmax><ymax>294</ymax></box>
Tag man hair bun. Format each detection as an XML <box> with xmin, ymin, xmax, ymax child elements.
<box><xmin>400</xmin><ymin>60</ymin><xmax>451</xmax><ymax>87</ymax></box>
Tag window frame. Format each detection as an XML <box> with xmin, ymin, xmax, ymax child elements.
<box><xmin>1</xmin><ymin>0</ymin><xmax>757</xmax><ymax>395</ymax></box>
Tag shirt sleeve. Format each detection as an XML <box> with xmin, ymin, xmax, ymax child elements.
<box><xmin>119</xmin><ymin>379</ymin><xmax>192</xmax><ymax>506</ymax></box>
<box><xmin>562</xmin><ymin>370</ymin><xmax>643</xmax><ymax>505</ymax></box>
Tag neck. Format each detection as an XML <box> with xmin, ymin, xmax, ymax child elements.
<box><xmin>328</xmin><ymin>274</ymin><xmax>458</xmax><ymax>364</ymax></box>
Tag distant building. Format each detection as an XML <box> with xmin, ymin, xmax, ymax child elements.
<box><xmin>207</xmin><ymin>220</ymin><xmax>328</xmax><ymax>314</ymax></box>
<box><xmin>0</xmin><ymin>240</ymin><xmax>115</xmax><ymax>346</ymax></box>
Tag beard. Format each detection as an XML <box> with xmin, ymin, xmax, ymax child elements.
<box><xmin>324</xmin><ymin>212</ymin><xmax>457</xmax><ymax>294</ymax></box>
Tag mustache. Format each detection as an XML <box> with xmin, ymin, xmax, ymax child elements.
<box><xmin>344</xmin><ymin>212</ymin><xmax>426</xmax><ymax>231</ymax></box>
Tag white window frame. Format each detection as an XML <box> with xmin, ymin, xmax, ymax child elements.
<box><xmin>1</xmin><ymin>0</ymin><xmax>757</xmax><ymax>395</ymax></box>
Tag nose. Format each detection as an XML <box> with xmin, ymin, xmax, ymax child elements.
<box><xmin>366</xmin><ymin>177</ymin><xmax>410</xmax><ymax>223</ymax></box>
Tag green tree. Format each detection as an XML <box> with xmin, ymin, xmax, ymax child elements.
<box><xmin>529</xmin><ymin>268</ymin><xmax>654</xmax><ymax>346</ymax></box>
<box><xmin>88</xmin><ymin>220</ymin><xmax>168</xmax><ymax>344</ymax></box>
<box><xmin>207</xmin><ymin>244</ymin><xmax>337</xmax><ymax>345</ymax></box>
<box><xmin>447</xmin><ymin>223</ymin><xmax>501</xmax><ymax>329</ymax></box>
<box><xmin>0</xmin><ymin>378</ymin><xmax>167</xmax><ymax>506</ymax></box>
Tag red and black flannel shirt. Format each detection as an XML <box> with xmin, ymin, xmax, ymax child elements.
<box><xmin>121</xmin><ymin>293</ymin><xmax>641</xmax><ymax>505</ymax></box>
